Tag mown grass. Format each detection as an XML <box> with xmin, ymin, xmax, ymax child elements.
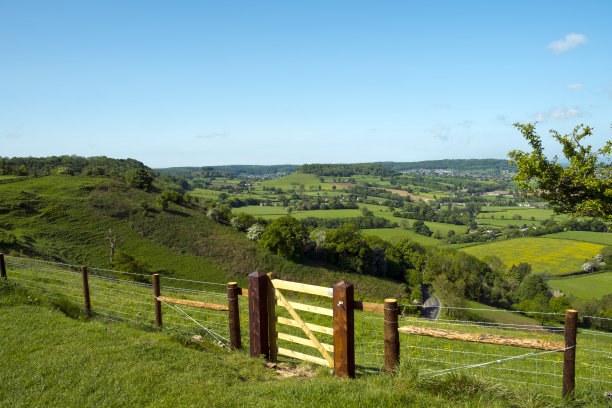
<box><xmin>549</xmin><ymin>272</ymin><xmax>612</xmax><ymax>299</ymax></box>
<box><xmin>461</xmin><ymin>238</ymin><xmax>605</xmax><ymax>275</ymax></box>
<box><xmin>1</xmin><ymin>280</ymin><xmax>609</xmax><ymax>407</ymax></box>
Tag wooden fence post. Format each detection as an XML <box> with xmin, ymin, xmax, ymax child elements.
<box><xmin>562</xmin><ymin>309</ymin><xmax>578</xmax><ymax>397</ymax></box>
<box><xmin>384</xmin><ymin>298</ymin><xmax>400</xmax><ymax>373</ymax></box>
<box><xmin>0</xmin><ymin>253</ymin><xmax>6</xmax><ymax>279</ymax></box>
<box><xmin>227</xmin><ymin>282</ymin><xmax>241</xmax><ymax>350</ymax></box>
<box><xmin>333</xmin><ymin>280</ymin><xmax>355</xmax><ymax>378</ymax></box>
<box><xmin>267</xmin><ymin>273</ymin><xmax>278</xmax><ymax>362</ymax></box>
<box><xmin>153</xmin><ymin>274</ymin><xmax>162</xmax><ymax>328</ymax></box>
<box><xmin>81</xmin><ymin>266</ymin><xmax>92</xmax><ymax>317</ymax></box>
<box><xmin>248</xmin><ymin>271</ymin><xmax>269</xmax><ymax>358</ymax></box>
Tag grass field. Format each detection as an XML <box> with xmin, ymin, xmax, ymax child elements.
<box><xmin>543</xmin><ymin>231</ymin><xmax>612</xmax><ymax>246</ymax></box>
<box><xmin>549</xmin><ymin>272</ymin><xmax>612</xmax><ymax>299</ymax></box>
<box><xmin>2</xmin><ymin>266</ymin><xmax>610</xmax><ymax>407</ymax></box>
<box><xmin>261</xmin><ymin>173</ymin><xmax>332</xmax><ymax>191</ymax></box>
<box><xmin>364</xmin><ymin>228</ymin><xmax>441</xmax><ymax>246</ymax></box>
<box><xmin>461</xmin><ymin>238</ymin><xmax>605</xmax><ymax>275</ymax></box>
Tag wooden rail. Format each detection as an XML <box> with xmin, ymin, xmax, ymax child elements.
<box><xmin>156</xmin><ymin>296</ymin><xmax>229</xmax><ymax>311</ymax></box>
<box><xmin>271</xmin><ymin>279</ymin><xmax>333</xmax><ymax>298</ymax></box>
<box><xmin>277</xmin><ymin>317</ymin><xmax>334</xmax><ymax>335</ymax></box>
<box><xmin>354</xmin><ymin>300</ymin><xmax>384</xmax><ymax>314</ymax></box>
<box><xmin>398</xmin><ymin>325</ymin><xmax>565</xmax><ymax>351</ymax></box>
<box><xmin>277</xmin><ymin>347</ymin><xmax>331</xmax><ymax>367</ymax></box>
<box><xmin>277</xmin><ymin>332</ymin><xmax>334</xmax><ymax>352</ymax></box>
<box><xmin>287</xmin><ymin>301</ymin><xmax>333</xmax><ymax>317</ymax></box>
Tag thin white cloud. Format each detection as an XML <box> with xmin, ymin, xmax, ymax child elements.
<box><xmin>548</xmin><ymin>33</ymin><xmax>587</xmax><ymax>55</ymax></box>
<box><xmin>196</xmin><ymin>132</ymin><xmax>229</xmax><ymax>139</ymax></box>
<box><xmin>430</xmin><ymin>125</ymin><xmax>450</xmax><ymax>141</ymax></box>
<box><xmin>5</xmin><ymin>133</ymin><xmax>22</xmax><ymax>139</ymax></box>
<box><xmin>527</xmin><ymin>106</ymin><xmax>582</xmax><ymax>122</ymax></box>
<box><xmin>457</xmin><ymin>120</ymin><xmax>474</xmax><ymax>130</ymax></box>
<box><xmin>566</xmin><ymin>83</ymin><xmax>584</xmax><ymax>90</ymax></box>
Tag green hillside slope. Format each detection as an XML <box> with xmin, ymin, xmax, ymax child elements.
<box><xmin>0</xmin><ymin>175</ymin><xmax>404</xmax><ymax>299</ymax></box>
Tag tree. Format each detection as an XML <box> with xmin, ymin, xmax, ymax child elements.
<box><xmin>325</xmin><ymin>223</ymin><xmax>372</xmax><ymax>274</ymax></box>
<box><xmin>259</xmin><ymin>216</ymin><xmax>308</xmax><ymax>261</ymax></box>
<box><xmin>106</xmin><ymin>229</ymin><xmax>119</xmax><ymax>264</ymax></box>
<box><xmin>125</xmin><ymin>168</ymin><xmax>154</xmax><ymax>190</ymax></box>
<box><xmin>508</xmin><ymin>123</ymin><xmax>612</xmax><ymax>220</ymax></box>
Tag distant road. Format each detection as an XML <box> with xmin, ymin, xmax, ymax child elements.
<box><xmin>420</xmin><ymin>285</ymin><xmax>441</xmax><ymax>320</ymax></box>
<box><xmin>422</xmin><ymin>294</ymin><xmax>441</xmax><ymax>320</ymax></box>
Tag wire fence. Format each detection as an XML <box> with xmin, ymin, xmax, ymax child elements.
<box><xmin>3</xmin><ymin>255</ymin><xmax>247</xmax><ymax>348</ymax></box>
<box><xmin>2</xmin><ymin>254</ymin><xmax>611</xmax><ymax>399</ymax></box>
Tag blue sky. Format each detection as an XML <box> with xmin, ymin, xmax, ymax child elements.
<box><xmin>1</xmin><ymin>1</ymin><xmax>611</xmax><ymax>167</ymax></box>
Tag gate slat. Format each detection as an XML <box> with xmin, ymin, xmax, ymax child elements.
<box><xmin>278</xmin><ymin>332</ymin><xmax>334</xmax><ymax>352</ymax></box>
<box><xmin>277</xmin><ymin>347</ymin><xmax>331</xmax><ymax>367</ymax></box>
<box><xmin>277</xmin><ymin>317</ymin><xmax>334</xmax><ymax>335</ymax></box>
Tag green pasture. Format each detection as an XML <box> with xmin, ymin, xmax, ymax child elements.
<box><xmin>461</xmin><ymin>238</ymin><xmax>605</xmax><ymax>275</ymax></box>
<box><xmin>543</xmin><ymin>231</ymin><xmax>612</xmax><ymax>246</ymax></box>
<box><xmin>261</xmin><ymin>173</ymin><xmax>332</xmax><ymax>191</ymax></box>
<box><xmin>549</xmin><ymin>272</ymin><xmax>612</xmax><ymax>299</ymax></box>
<box><xmin>466</xmin><ymin>301</ymin><xmax>542</xmax><ymax>327</ymax></box>
<box><xmin>364</xmin><ymin>228</ymin><xmax>441</xmax><ymax>246</ymax></box>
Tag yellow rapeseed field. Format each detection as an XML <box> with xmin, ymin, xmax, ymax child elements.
<box><xmin>461</xmin><ymin>237</ymin><xmax>605</xmax><ymax>275</ymax></box>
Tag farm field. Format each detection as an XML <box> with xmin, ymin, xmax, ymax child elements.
<box><xmin>260</xmin><ymin>173</ymin><xmax>332</xmax><ymax>190</ymax></box>
<box><xmin>461</xmin><ymin>238</ymin><xmax>605</xmax><ymax>275</ymax></box>
<box><xmin>549</xmin><ymin>272</ymin><xmax>612</xmax><ymax>299</ymax></box>
<box><xmin>542</xmin><ymin>231</ymin><xmax>612</xmax><ymax>246</ymax></box>
<box><xmin>364</xmin><ymin>228</ymin><xmax>441</xmax><ymax>246</ymax></box>
<box><xmin>466</xmin><ymin>301</ymin><xmax>542</xmax><ymax>326</ymax></box>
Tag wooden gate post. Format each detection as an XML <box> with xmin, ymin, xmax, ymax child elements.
<box><xmin>384</xmin><ymin>298</ymin><xmax>400</xmax><ymax>373</ymax></box>
<box><xmin>0</xmin><ymin>253</ymin><xmax>6</xmax><ymax>279</ymax></box>
<box><xmin>267</xmin><ymin>273</ymin><xmax>278</xmax><ymax>362</ymax></box>
<box><xmin>153</xmin><ymin>274</ymin><xmax>162</xmax><ymax>328</ymax></box>
<box><xmin>248</xmin><ymin>271</ymin><xmax>269</xmax><ymax>358</ymax></box>
<box><xmin>81</xmin><ymin>266</ymin><xmax>92</xmax><ymax>317</ymax></box>
<box><xmin>227</xmin><ymin>282</ymin><xmax>241</xmax><ymax>350</ymax></box>
<box><xmin>333</xmin><ymin>280</ymin><xmax>355</xmax><ymax>378</ymax></box>
<box><xmin>562</xmin><ymin>309</ymin><xmax>578</xmax><ymax>397</ymax></box>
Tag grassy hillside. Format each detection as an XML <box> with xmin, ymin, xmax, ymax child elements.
<box><xmin>0</xmin><ymin>175</ymin><xmax>405</xmax><ymax>299</ymax></box>
<box><xmin>461</xmin><ymin>238</ymin><xmax>605</xmax><ymax>275</ymax></box>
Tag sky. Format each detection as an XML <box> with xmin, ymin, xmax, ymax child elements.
<box><xmin>1</xmin><ymin>1</ymin><xmax>611</xmax><ymax>168</ymax></box>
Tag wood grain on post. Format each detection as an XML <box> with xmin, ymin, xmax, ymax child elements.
<box><xmin>384</xmin><ymin>298</ymin><xmax>399</xmax><ymax>373</ymax></box>
<box><xmin>562</xmin><ymin>309</ymin><xmax>578</xmax><ymax>397</ymax></box>
<box><xmin>153</xmin><ymin>274</ymin><xmax>162</xmax><ymax>328</ymax></box>
<box><xmin>333</xmin><ymin>280</ymin><xmax>355</xmax><ymax>378</ymax></box>
<box><xmin>0</xmin><ymin>253</ymin><xmax>7</xmax><ymax>279</ymax></box>
<box><xmin>248</xmin><ymin>271</ymin><xmax>269</xmax><ymax>358</ymax></box>
<box><xmin>81</xmin><ymin>266</ymin><xmax>92</xmax><ymax>317</ymax></box>
<box><xmin>267</xmin><ymin>274</ymin><xmax>277</xmax><ymax>362</ymax></box>
<box><xmin>227</xmin><ymin>282</ymin><xmax>241</xmax><ymax>350</ymax></box>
